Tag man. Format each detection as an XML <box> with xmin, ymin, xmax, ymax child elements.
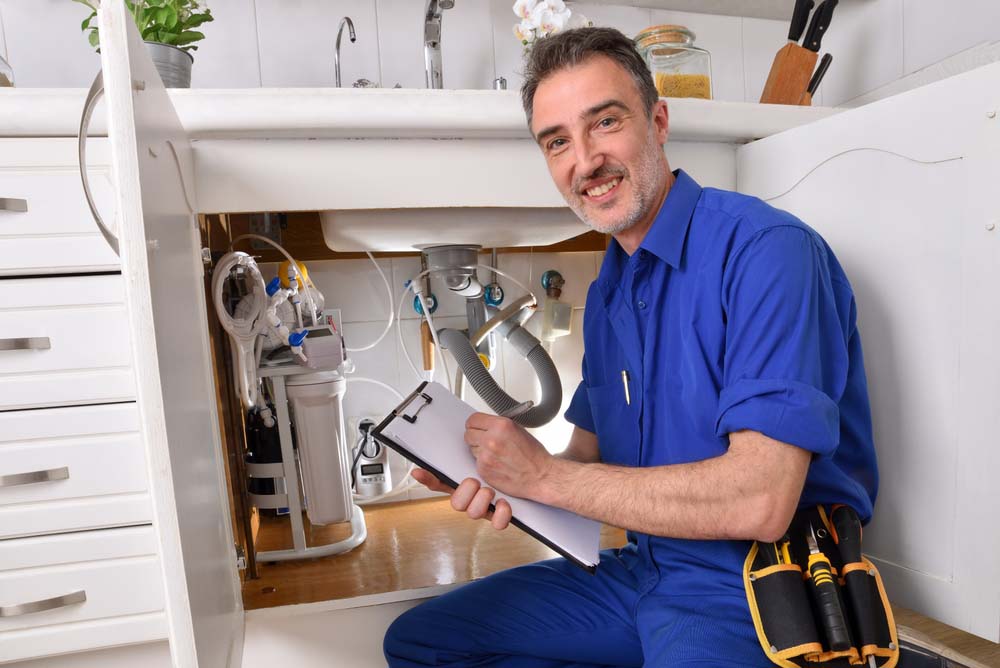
<box><xmin>385</xmin><ymin>27</ymin><xmax>877</xmax><ymax>667</ymax></box>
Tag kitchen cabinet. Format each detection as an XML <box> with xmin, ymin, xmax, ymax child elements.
<box><xmin>56</xmin><ymin>1</ymin><xmax>1000</xmax><ymax>665</ymax></box>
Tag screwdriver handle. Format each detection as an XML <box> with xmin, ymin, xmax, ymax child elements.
<box><xmin>808</xmin><ymin>553</ymin><xmax>852</xmax><ymax>651</ymax></box>
<box><xmin>832</xmin><ymin>505</ymin><xmax>863</xmax><ymax>563</ymax></box>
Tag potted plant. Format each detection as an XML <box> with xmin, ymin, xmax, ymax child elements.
<box><xmin>76</xmin><ymin>0</ymin><xmax>213</xmax><ymax>88</ymax></box>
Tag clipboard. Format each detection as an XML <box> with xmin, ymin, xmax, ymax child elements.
<box><xmin>372</xmin><ymin>381</ymin><xmax>601</xmax><ymax>574</ymax></box>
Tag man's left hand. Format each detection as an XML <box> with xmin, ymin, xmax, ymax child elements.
<box><xmin>465</xmin><ymin>412</ymin><xmax>554</xmax><ymax>501</ymax></box>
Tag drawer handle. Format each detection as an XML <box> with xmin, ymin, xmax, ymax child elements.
<box><xmin>0</xmin><ymin>590</ymin><xmax>87</xmax><ymax>618</ymax></box>
<box><xmin>0</xmin><ymin>337</ymin><xmax>51</xmax><ymax>352</ymax></box>
<box><xmin>0</xmin><ymin>466</ymin><xmax>70</xmax><ymax>488</ymax></box>
<box><xmin>0</xmin><ymin>197</ymin><xmax>28</xmax><ymax>213</ymax></box>
<box><xmin>79</xmin><ymin>71</ymin><xmax>119</xmax><ymax>256</ymax></box>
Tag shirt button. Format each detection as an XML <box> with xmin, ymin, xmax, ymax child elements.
<box><xmin>637</xmin><ymin>300</ymin><xmax>647</xmax><ymax>309</ymax></box>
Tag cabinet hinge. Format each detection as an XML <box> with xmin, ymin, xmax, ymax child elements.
<box><xmin>234</xmin><ymin>544</ymin><xmax>247</xmax><ymax>571</ymax></box>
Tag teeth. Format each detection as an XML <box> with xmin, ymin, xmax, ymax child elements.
<box><xmin>586</xmin><ymin>178</ymin><xmax>620</xmax><ymax>198</ymax></box>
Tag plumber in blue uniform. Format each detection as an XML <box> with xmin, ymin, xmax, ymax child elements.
<box><xmin>384</xmin><ymin>26</ymin><xmax>878</xmax><ymax>668</ymax></box>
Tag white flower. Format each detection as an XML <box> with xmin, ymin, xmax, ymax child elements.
<box><xmin>544</xmin><ymin>0</ymin><xmax>566</xmax><ymax>12</ymax></box>
<box><xmin>513</xmin><ymin>19</ymin><xmax>536</xmax><ymax>44</ymax></box>
<box><xmin>531</xmin><ymin>6</ymin><xmax>570</xmax><ymax>36</ymax></box>
<box><xmin>512</xmin><ymin>0</ymin><xmax>539</xmax><ymax>19</ymax></box>
<box><xmin>566</xmin><ymin>12</ymin><xmax>590</xmax><ymax>29</ymax></box>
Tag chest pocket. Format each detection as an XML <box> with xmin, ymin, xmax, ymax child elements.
<box><xmin>586</xmin><ymin>380</ymin><xmax>639</xmax><ymax>467</ymax></box>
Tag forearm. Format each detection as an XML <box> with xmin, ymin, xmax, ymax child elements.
<box><xmin>534</xmin><ymin>434</ymin><xmax>808</xmax><ymax>542</ymax></box>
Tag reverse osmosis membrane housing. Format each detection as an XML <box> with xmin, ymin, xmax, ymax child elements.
<box><xmin>285</xmin><ymin>370</ymin><xmax>352</xmax><ymax>525</ymax></box>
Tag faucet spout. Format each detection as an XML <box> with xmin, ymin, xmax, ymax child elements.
<box><xmin>424</xmin><ymin>0</ymin><xmax>455</xmax><ymax>89</ymax></box>
<box><xmin>335</xmin><ymin>16</ymin><xmax>356</xmax><ymax>88</ymax></box>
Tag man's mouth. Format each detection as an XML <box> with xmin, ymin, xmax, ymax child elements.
<box><xmin>582</xmin><ymin>177</ymin><xmax>622</xmax><ymax>201</ymax></box>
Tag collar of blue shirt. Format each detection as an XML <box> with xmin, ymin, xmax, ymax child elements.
<box><xmin>596</xmin><ymin>168</ymin><xmax>703</xmax><ymax>303</ymax></box>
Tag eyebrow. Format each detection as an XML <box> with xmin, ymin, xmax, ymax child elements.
<box><xmin>533</xmin><ymin>98</ymin><xmax>631</xmax><ymax>145</ymax></box>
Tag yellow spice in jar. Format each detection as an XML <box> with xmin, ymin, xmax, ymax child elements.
<box><xmin>654</xmin><ymin>72</ymin><xmax>711</xmax><ymax>99</ymax></box>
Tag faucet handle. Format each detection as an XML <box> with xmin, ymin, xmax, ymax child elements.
<box><xmin>493</xmin><ymin>77</ymin><xmax>508</xmax><ymax>90</ymax></box>
<box><xmin>352</xmin><ymin>78</ymin><xmax>379</xmax><ymax>88</ymax></box>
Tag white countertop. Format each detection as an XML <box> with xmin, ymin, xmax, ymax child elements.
<box><xmin>0</xmin><ymin>88</ymin><xmax>840</xmax><ymax>143</ymax></box>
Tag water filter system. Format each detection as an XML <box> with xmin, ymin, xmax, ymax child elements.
<box><xmin>212</xmin><ymin>236</ymin><xmax>570</xmax><ymax>563</ymax></box>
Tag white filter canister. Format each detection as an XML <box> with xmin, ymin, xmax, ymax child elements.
<box><xmin>285</xmin><ymin>371</ymin><xmax>352</xmax><ymax>525</ymax></box>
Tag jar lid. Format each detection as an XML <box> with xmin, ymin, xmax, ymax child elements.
<box><xmin>635</xmin><ymin>24</ymin><xmax>696</xmax><ymax>49</ymax></box>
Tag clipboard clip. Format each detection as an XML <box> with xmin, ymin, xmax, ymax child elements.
<box><xmin>394</xmin><ymin>387</ymin><xmax>434</xmax><ymax>424</ymax></box>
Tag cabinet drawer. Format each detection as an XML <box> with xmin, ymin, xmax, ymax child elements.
<box><xmin>0</xmin><ymin>527</ymin><xmax>167</xmax><ymax>664</ymax></box>
<box><xmin>0</xmin><ymin>275</ymin><xmax>135</xmax><ymax>411</ymax></box>
<box><xmin>0</xmin><ymin>404</ymin><xmax>152</xmax><ymax>540</ymax></box>
<box><xmin>0</xmin><ymin>138</ymin><xmax>119</xmax><ymax>276</ymax></box>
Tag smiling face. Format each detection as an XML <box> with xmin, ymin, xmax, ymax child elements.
<box><xmin>530</xmin><ymin>54</ymin><xmax>671</xmax><ymax>240</ymax></box>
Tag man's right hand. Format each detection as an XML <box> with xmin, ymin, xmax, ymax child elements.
<box><xmin>410</xmin><ymin>468</ymin><xmax>512</xmax><ymax>531</ymax></box>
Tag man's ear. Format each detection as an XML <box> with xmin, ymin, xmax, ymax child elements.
<box><xmin>652</xmin><ymin>99</ymin><xmax>669</xmax><ymax>145</ymax></box>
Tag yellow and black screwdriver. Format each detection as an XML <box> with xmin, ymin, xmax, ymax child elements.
<box><xmin>807</xmin><ymin>523</ymin><xmax>852</xmax><ymax>652</ymax></box>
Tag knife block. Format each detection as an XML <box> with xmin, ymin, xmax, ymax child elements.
<box><xmin>760</xmin><ymin>43</ymin><xmax>818</xmax><ymax>105</ymax></box>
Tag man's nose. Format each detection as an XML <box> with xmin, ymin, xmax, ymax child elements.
<box><xmin>573</xmin><ymin>137</ymin><xmax>605</xmax><ymax>182</ymax></box>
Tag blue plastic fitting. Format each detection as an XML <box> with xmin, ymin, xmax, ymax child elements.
<box><xmin>288</xmin><ymin>330</ymin><xmax>309</xmax><ymax>347</ymax></box>
<box><xmin>265</xmin><ymin>276</ymin><xmax>282</xmax><ymax>297</ymax></box>
<box><xmin>484</xmin><ymin>283</ymin><xmax>505</xmax><ymax>307</ymax></box>
<box><xmin>413</xmin><ymin>293</ymin><xmax>438</xmax><ymax>316</ymax></box>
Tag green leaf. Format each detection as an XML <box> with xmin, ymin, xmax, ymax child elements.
<box><xmin>71</xmin><ymin>0</ymin><xmax>99</xmax><ymax>10</ymax></box>
<box><xmin>88</xmin><ymin>30</ymin><xmax>100</xmax><ymax>48</ymax></box>
<box><xmin>173</xmin><ymin>30</ymin><xmax>205</xmax><ymax>46</ymax></box>
<box><xmin>80</xmin><ymin>11</ymin><xmax>96</xmax><ymax>31</ymax></box>
<box><xmin>184</xmin><ymin>13</ymin><xmax>213</xmax><ymax>28</ymax></box>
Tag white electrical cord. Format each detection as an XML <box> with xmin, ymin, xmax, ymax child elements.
<box><xmin>345</xmin><ymin>376</ymin><xmax>421</xmax><ymax>504</ymax></box>
<box><xmin>346</xmin><ymin>251</ymin><xmax>395</xmax><ymax>353</ymax></box>
<box><xmin>229</xmin><ymin>233</ymin><xmax>320</xmax><ymax>326</ymax></box>
<box><xmin>394</xmin><ymin>271</ymin><xmax>453</xmax><ymax>392</ymax></box>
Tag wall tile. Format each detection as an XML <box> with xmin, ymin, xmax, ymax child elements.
<box><xmin>441</xmin><ymin>0</ymin><xmax>495</xmax><ymax>89</ymax></box>
<box><xmin>570</xmin><ymin>3</ymin><xmax>651</xmax><ymax>40</ymax></box>
<box><xmin>191</xmin><ymin>0</ymin><xmax>262</xmax><ymax>88</ymax></box>
<box><xmin>491</xmin><ymin>0</ymin><xmax>527</xmax><ymax>91</ymax></box>
<box><xmin>0</xmin><ymin>0</ymin><xmax>100</xmax><ymax>87</ymax></box>
<box><xmin>901</xmin><ymin>0</ymin><xmax>1000</xmax><ymax>75</ymax></box>
<box><xmin>741</xmin><ymin>17</ymin><xmax>787</xmax><ymax>104</ymax></box>
<box><xmin>375</xmin><ymin>0</ymin><xmax>425</xmax><ymax>89</ymax></box>
<box><xmin>0</xmin><ymin>6</ymin><xmax>8</xmax><ymax>68</ymax></box>
<box><xmin>307</xmin><ymin>257</ymin><xmax>396</xmax><ymax>325</ymax></box>
<box><xmin>649</xmin><ymin>9</ymin><xmax>744</xmax><ymax>103</ymax></box>
<box><xmin>818</xmin><ymin>0</ymin><xmax>903</xmax><ymax>107</ymax></box>
<box><xmin>255</xmin><ymin>0</ymin><xmax>380</xmax><ymax>87</ymax></box>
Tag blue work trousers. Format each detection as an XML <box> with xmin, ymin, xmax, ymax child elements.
<box><xmin>383</xmin><ymin>546</ymin><xmax>770</xmax><ymax>667</ymax></box>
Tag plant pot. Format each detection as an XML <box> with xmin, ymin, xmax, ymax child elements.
<box><xmin>145</xmin><ymin>41</ymin><xmax>193</xmax><ymax>88</ymax></box>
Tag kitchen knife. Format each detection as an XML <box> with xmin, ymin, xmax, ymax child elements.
<box><xmin>803</xmin><ymin>0</ymin><xmax>839</xmax><ymax>52</ymax></box>
<box><xmin>807</xmin><ymin>53</ymin><xmax>833</xmax><ymax>96</ymax></box>
<box><xmin>788</xmin><ymin>0</ymin><xmax>815</xmax><ymax>43</ymax></box>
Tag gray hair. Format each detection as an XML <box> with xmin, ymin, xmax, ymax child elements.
<box><xmin>520</xmin><ymin>27</ymin><xmax>659</xmax><ymax>128</ymax></box>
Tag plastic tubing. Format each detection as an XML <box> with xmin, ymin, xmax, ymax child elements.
<box><xmin>346</xmin><ymin>251</ymin><xmax>395</xmax><ymax>353</ymax></box>
<box><xmin>229</xmin><ymin>233</ymin><xmax>319</xmax><ymax>326</ymax></box>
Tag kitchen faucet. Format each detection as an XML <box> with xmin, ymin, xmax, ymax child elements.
<box><xmin>424</xmin><ymin>0</ymin><xmax>455</xmax><ymax>89</ymax></box>
<box><xmin>335</xmin><ymin>16</ymin><xmax>356</xmax><ymax>88</ymax></box>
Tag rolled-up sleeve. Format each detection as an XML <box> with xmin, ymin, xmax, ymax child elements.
<box><xmin>715</xmin><ymin>225</ymin><xmax>849</xmax><ymax>456</ymax></box>
<box><xmin>564</xmin><ymin>357</ymin><xmax>596</xmax><ymax>433</ymax></box>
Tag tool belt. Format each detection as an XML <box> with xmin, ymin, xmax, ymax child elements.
<box><xmin>743</xmin><ymin>505</ymin><xmax>899</xmax><ymax>668</ymax></box>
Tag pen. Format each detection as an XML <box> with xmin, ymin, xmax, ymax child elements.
<box><xmin>621</xmin><ymin>370</ymin><xmax>631</xmax><ymax>405</ymax></box>
<box><xmin>500</xmin><ymin>400</ymin><xmax>534</xmax><ymax>419</ymax></box>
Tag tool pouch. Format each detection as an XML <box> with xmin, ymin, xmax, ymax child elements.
<box><xmin>743</xmin><ymin>506</ymin><xmax>900</xmax><ymax>668</ymax></box>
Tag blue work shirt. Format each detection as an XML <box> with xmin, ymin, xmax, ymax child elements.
<box><xmin>565</xmin><ymin>169</ymin><xmax>878</xmax><ymax>595</ymax></box>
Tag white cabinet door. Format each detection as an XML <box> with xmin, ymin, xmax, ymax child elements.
<box><xmin>96</xmin><ymin>2</ymin><xmax>243</xmax><ymax>666</ymax></box>
<box><xmin>737</xmin><ymin>64</ymin><xmax>1000</xmax><ymax>641</ymax></box>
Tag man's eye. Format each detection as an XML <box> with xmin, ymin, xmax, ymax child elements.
<box><xmin>548</xmin><ymin>138</ymin><xmax>567</xmax><ymax>151</ymax></box>
<box><xmin>599</xmin><ymin>117</ymin><xmax>616</xmax><ymax>128</ymax></box>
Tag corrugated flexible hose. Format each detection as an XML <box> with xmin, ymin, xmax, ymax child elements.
<box><xmin>438</xmin><ymin>327</ymin><xmax>561</xmax><ymax>428</ymax></box>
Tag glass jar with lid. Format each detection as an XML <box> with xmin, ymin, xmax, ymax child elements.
<box><xmin>635</xmin><ymin>25</ymin><xmax>712</xmax><ymax>100</ymax></box>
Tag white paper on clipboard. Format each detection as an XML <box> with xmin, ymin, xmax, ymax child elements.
<box><xmin>372</xmin><ymin>381</ymin><xmax>601</xmax><ymax>572</ymax></box>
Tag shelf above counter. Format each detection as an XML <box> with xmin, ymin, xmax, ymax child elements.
<box><xmin>579</xmin><ymin>0</ymin><xmax>792</xmax><ymax>20</ymax></box>
<box><xmin>0</xmin><ymin>88</ymin><xmax>839</xmax><ymax>143</ymax></box>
